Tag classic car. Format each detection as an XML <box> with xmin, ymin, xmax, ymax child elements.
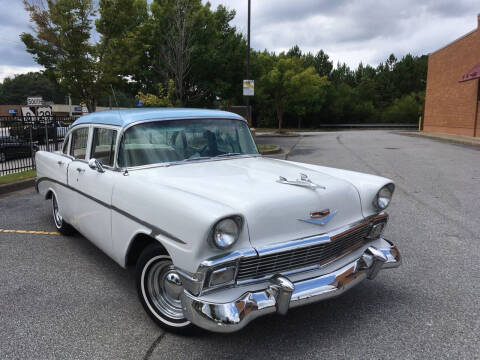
<box><xmin>35</xmin><ymin>108</ymin><xmax>401</xmax><ymax>333</ymax></box>
<box><xmin>0</xmin><ymin>136</ymin><xmax>38</xmax><ymax>163</ymax></box>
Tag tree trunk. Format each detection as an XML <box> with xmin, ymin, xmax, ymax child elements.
<box><xmin>298</xmin><ymin>117</ymin><xmax>302</xmax><ymax>129</ymax></box>
<box><xmin>277</xmin><ymin>103</ymin><xmax>283</xmax><ymax>130</ymax></box>
<box><xmin>86</xmin><ymin>99</ymin><xmax>97</xmax><ymax>113</ymax></box>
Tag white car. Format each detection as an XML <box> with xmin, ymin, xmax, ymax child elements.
<box><xmin>35</xmin><ymin>108</ymin><xmax>401</xmax><ymax>333</ymax></box>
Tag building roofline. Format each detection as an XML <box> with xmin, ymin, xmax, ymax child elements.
<box><xmin>429</xmin><ymin>28</ymin><xmax>477</xmax><ymax>56</ymax></box>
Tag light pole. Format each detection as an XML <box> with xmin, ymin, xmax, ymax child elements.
<box><xmin>246</xmin><ymin>0</ymin><xmax>251</xmax><ymax>126</ymax></box>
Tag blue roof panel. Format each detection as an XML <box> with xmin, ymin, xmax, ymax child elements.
<box><xmin>71</xmin><ymin>108</ymin><xmax>246</xmax><ymax>128</ymax></box>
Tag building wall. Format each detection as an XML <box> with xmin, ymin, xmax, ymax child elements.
<box><xmin>424</xmin><ymin>16</ymin><xmax>480</xmax><ymax>137</ymax></box>
<box><xmin>0</xmin><ymin>105</ymin><xmax>22</xmax><ymax>117</ymax></box>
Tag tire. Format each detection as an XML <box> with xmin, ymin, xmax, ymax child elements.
<box><xmin>136</xmin><ymin>243</ymin><xmax>194</xmax><ymax>334</ymax></box>
<box><xmin>51</xmin><ymin>193</ymin><xmax>75</xmax><ymax>235</ymax></box>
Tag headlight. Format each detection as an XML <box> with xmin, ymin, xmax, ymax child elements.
<box><xmin>212</xmin><ymin>217</ymin><xmax>241</xmax><ymax>249</ymax></box>
<box><xmin>373</xmin><ymin>183</ymin><xmax>395</xmax><ymax>210</ymax></box>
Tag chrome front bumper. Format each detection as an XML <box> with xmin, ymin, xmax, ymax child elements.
<box><xmin>180</xmin><ymin>239</ymin><xmax>400</xmax><ymax>333</ymax></box>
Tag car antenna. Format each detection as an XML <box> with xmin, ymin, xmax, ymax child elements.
<box><xmin>110</xmin><ymin>84</ymin><xmax>119</xmax><ymax>108</ymax></box>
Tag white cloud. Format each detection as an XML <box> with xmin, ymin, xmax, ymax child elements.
<box><xmin>2</xmin><ymin>0</ymin><xmax>480</xmax><ymax>78</ymax></box>
<box><xmin>0</xmin><ymin>65</ymin><xmax>44</xmax><ymax>82</ymax></box>
<box><xmin>205</xmin><ymin>0</ymin><xmax>480</xmax><ymax>68</ymax></box>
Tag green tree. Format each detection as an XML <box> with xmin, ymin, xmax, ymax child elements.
<box><xmin>21</xmin><ymin>0</ymin><xmax>144</xmax><ymax>112</ymax></box>
<box><xmin>259</xmin><ymin>55</ymin><xmax>329</xmax><ymax>129</ymax></box>
<box><xmin>0</xmin><ymin>72</ymin><xmax>65</xmax><ymax>105</ymax></box>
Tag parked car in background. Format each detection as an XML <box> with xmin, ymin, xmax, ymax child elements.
<box><xmin>35</xmin><ymin>108</ymin><xmax>401</xmax><ymax>333</ymax></box>
<box><xmin>0</xmin><ymin>136</ymin><xmax>38</xmax><ymax>162</ymax></box>
<box><xmin>9</xmin><ymin>120</ymin><xmax>70</xmax><ymax>144</ymax></box>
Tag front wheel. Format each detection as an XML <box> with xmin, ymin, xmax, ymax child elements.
<box><xmin>136</xmin><ymin>244</ymin><xmax>194</xmax><ymax>334</ymax></box>
<box><xmin>51</xmin><ymin>193</ymin><xmax>75</xmax><ymax>235</ymax></box>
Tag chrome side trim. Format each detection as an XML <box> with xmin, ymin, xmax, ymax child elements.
<box><xmin>35</xmin><ymin>177</ymin><xmax>186</xmax><ymax>245</ymax></box>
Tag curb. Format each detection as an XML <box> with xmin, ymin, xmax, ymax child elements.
<box><xmin>400</xmin><ymin>132</ymin><xmax>480</xmax><ymax>147</ymax></box>
<box><xmin>0</xmin><ymin>178</ymin><xmax>35</xmax><ymax>195</ymax></box>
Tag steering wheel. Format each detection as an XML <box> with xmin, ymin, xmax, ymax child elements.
<box><xmin>199</xmin><ymin>144</ymin><xmax>210</xmax><ymax>157</ymax></box>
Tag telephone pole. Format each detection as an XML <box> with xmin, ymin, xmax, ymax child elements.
<box><xmin>246</xmin><ymin>0</ymin><xmax>251</xmax><ymax>126</ymax></box>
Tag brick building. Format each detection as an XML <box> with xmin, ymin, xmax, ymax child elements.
<box><xmin>424</xmin><ymin>15</ymin><xmax>480</xmax><ymax>137</ymax></box>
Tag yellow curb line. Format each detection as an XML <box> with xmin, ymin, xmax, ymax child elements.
<box><xmin>0</xmin><ymin>229</ymin><xmax>60</xmax><ymax>235</ymax></box>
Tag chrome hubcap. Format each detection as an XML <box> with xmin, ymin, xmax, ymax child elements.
<box><xmin>52</xmin><ymin>196</ymin><xmax>62</xmax><ymax>228</ymax></box>
<box><xmin>145</xmin><ymin>259</ymin><xmax>185</xmax><ymax>320</ymax></box>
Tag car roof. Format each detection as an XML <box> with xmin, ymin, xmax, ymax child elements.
<box><xmin>71</xmin><ymin>108</ymin><xmax>246</xmax><ymax>128</ymax></box>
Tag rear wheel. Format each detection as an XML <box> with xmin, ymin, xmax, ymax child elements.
<box><xmin>136</xmin><ymin>244</ymin><xmax>194</xmax><ymax>333</ymax></box>
<box><xmin>51</xmin><ymin>193</ymin><xmax>75</xmax><ymax>235</ymax></box>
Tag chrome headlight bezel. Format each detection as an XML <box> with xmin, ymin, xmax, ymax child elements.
<box><xmin>211</xmin><ymin>216</ymin><xmax>243</xmax><ymax>250</ymax></box>
<box><xmin>373</xmin><ymin>183</ymin><xmax>395</xmax><ymax>211</ymax></box>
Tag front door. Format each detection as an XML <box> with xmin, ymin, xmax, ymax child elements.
<box><xmin>67</xmin><ymin>126</ymin><xmax>119</xmax><ymax>257</ymax></box>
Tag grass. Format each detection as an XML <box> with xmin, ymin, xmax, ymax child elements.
<box><xmin>0</xmin><ymin>169</ymin><xmax>36</xmax><ymax>185</ymax></box>
<box><xmin>257</xmin><ymin>144</ymin><xmax>279</xmax><ymax>153</ymax></box>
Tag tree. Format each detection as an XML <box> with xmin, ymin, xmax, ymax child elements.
<box><xmin>0</xmin><ymin>72</ymin><xmax>64</xmax><ymax>104</ymax></box>
<box><xmin>259</xmin><ymin>55</ymin><xmax>329</xmax><ymax>129</ymax></box>
<box><xmin>21</xmin><ymin>0</ymin><xmax>144</xmax><ymax>112</ymax></box>
<box><xmin>136</xmin><ymin>80</ymin><xmax>176</xmax><ymax>107</ymax></box>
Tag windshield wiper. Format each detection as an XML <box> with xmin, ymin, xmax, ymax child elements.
<box><xmin>214</xmin><ymin>152</ymin><xmax>242</xmax><ymax>158</ymax></box>
<box><xmin>183</xmin><ymin>156</ymin><xmax>212</xmax><ymax>162</ymax></box>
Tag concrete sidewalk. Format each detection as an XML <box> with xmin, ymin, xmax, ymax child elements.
<box><xmin>401</xmin><ymin>131</ymin><xmax>480</xmax><ymax>146</ymax></box>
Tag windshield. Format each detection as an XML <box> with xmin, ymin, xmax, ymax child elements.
<box><xmin>118</xmin><ymin>118</ymin><xmax>259</xmax><ymax>167</ymax></box>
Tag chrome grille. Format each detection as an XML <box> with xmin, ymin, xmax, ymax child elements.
<box><xmin>236</xmin><ymin>222</ymin><xmax>371</xmax><ymax>281</ymax></box>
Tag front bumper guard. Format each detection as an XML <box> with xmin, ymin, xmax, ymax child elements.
<box><xmin>181</xmin><ymin>239</ymin><xmax>400</xmax><ymax>333</ymax></box>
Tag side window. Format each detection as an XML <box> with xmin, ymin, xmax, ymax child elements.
<box><xmin>62</xmin><ymin>135</ymin><xmax>70</xmax><ymax>155</ymax></box>
<box><xmin>70</xmin><ymin>127</ymin><xmax>89</xmax><ymax>159</ymax></box>
<box><xmin>91</xmin><ymin>128</ymin><xmax>117</xmax><ymax>167</ymax></box>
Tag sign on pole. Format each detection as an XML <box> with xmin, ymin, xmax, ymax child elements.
<box><xmin>243</xmin><ymin>80</ymin><xmax>254</xmax><ymax>96</ymax></box>
<box><xmin>27</xmin><ymin>97</ymin><xmax>43</xmax><ymax>106</ymax></box>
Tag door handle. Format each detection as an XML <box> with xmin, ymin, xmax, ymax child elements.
<box><xmin>57</xmin><ymin>160</ymin><xmax>64</xmax><ymax>166</ymax></box>
<box><xmin>76</xmin><ymin>167</ymin><xmax>85</xmax><ymax>173</ymax></box>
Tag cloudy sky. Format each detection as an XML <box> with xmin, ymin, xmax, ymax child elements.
<box><xmin>1</xmin><ymin>0</ymin><xmax>479</xmax><ymax>81</ymax></box>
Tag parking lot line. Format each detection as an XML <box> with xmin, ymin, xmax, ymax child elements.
<box><xmin>0</xmin><ymin>228</ymin><xmax>60</xmax><ymax>235</ymax></box>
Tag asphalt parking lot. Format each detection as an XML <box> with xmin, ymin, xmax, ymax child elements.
<box><xmin>1</xmin><ymin>130</ymin><xmax>479</xmax><ymax>359</ymax></box>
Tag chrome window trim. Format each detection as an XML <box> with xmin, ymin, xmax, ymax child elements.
<box><xmin>89</xmin><ymin>124</ymin><xmax>121</xmax><ymax>170</ymax></box>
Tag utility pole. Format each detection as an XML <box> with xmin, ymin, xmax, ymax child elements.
<box><xmin>246</xmin><ymin>0</ymin><xmax>251</xmax><ymax>126</ymax></box>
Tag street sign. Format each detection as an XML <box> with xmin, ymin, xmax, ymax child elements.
<box><xmin>27</xmin><ymin>97</ymin><xmax>43</xmax><ymax>106</ymax></box>
<box><xmin>243</xmin><ymin>80</ymin><xmax>254</xmax><ymax>96</ymax></box>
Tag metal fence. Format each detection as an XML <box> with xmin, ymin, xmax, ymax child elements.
<box><xmin>0</xmin><ymin>115</ymin><xmax>77</xmax><ymax>176</ymax></box>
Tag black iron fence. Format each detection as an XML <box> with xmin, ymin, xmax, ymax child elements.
<box><xmin>0</xmin><ymin>115</ymin><xmax>77</xmax><ymax>176</ymax></box>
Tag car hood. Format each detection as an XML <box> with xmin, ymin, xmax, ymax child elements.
<box><xmin>134</xmin><ymin>157</ymin><xmax>364</xmax><ymax>248</ymax></box>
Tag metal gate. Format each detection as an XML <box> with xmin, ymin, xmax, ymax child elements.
<box><xmin>0</xmin><ymin>115</ymin><xmax>76</xmax><ymax>176</ymax></box>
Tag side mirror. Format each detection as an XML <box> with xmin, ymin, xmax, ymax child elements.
<box><xmin>88</xmin><ymin>158</ymin><xmax>105</xmax><ymax>173</ymax></box>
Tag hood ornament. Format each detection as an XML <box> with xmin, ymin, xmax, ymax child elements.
<box><xmin>277</xmin><ymin>173</ymin><xmax>326</xmax><ymax>190</ymax></box>
<box><xmin>298</xmin><ymin>209</ymin><xmax>338</xmax><ymax>225</ymax></box>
